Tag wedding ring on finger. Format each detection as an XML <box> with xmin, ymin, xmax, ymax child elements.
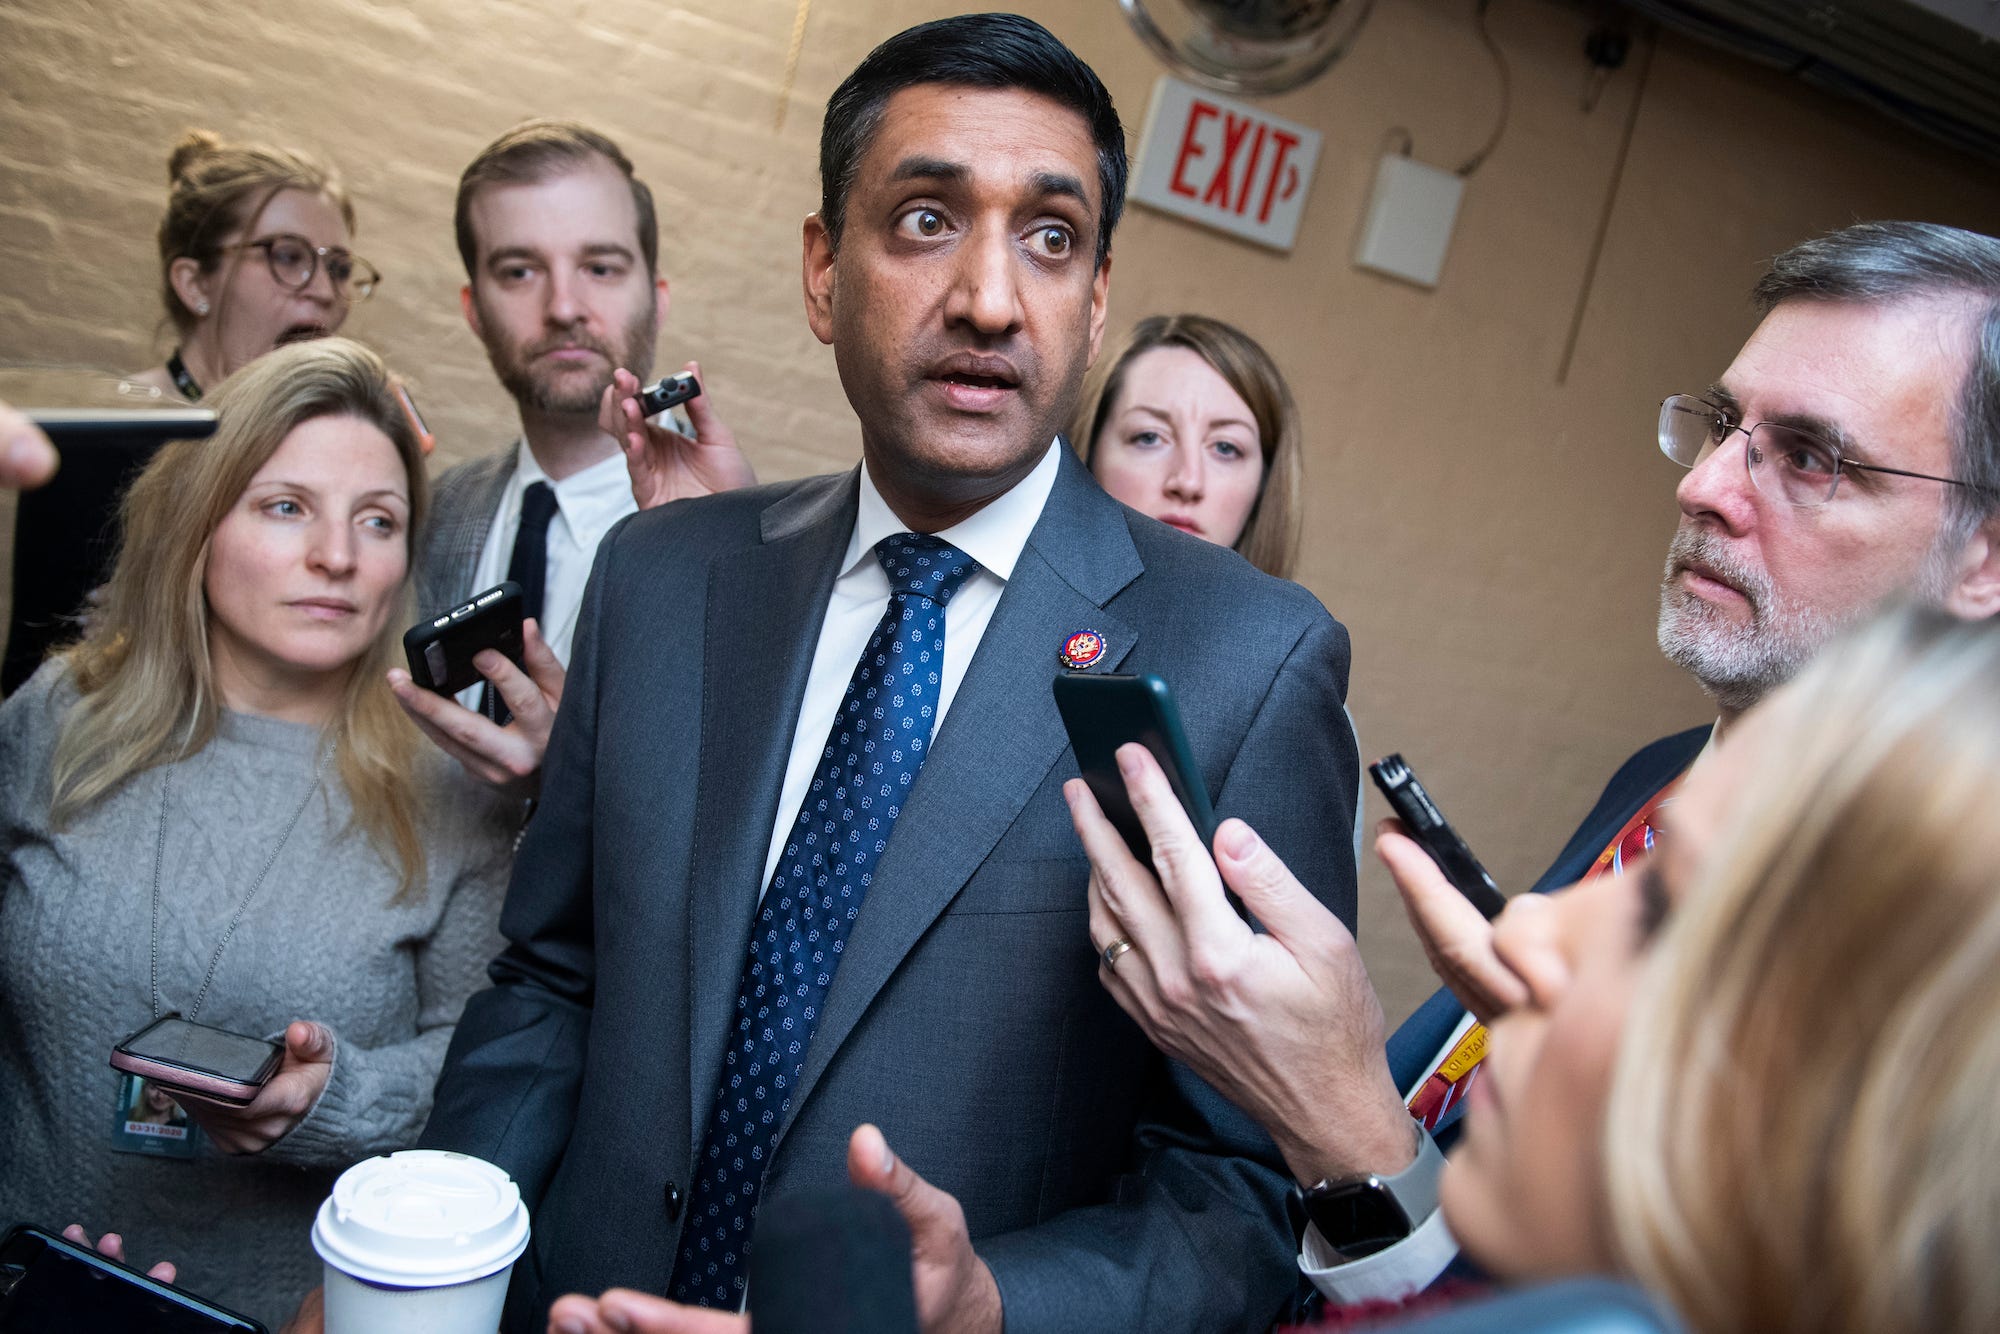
<box><xmin>1101</xmin><ymin>937</ymin><xmax>1134</xmax><ymax>972</ymax></box>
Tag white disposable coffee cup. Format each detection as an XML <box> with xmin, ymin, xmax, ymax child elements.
<box><xmin>312</xmin><ymin>1149</ymin><xmax>531</xmax><ymax>1334</ymax></box>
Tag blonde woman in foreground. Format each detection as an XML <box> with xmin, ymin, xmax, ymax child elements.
<box><xmin>1068</xmin><ymin>602</ymin><xmax>2000</xmax><ymax>1332</ymax></box>
<box><xmin>0</xmin><ymin>339</ymin><xmax>513</xmax><ymax>1328</ymax></box>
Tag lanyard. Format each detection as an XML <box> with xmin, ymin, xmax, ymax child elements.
<box><xmin>165</xmin><ymin>350</ymin><xmax>203</xmax><ymax>402</ymax></box>
<box><xmin>147</xmin><ymin>746</ymin><xmax>329</xmax><ymax>1022</ymax></box>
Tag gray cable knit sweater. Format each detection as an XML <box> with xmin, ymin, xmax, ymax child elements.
<box><xmin>0</xmin><ymin>663</ymin><xmax>516</xmax><ymax>1327</ymax></box>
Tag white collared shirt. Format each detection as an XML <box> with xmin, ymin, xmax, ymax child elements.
<box><xmin>1300</xmin><ymin>1205</ymin><xmax>1460</xmax><ymax>1304</ymax></box>
<box><xmin>457</xmin><ymin>440</ymin><xmax>638</xmax><ymax>709</ymax></box>
<box><xmin>756</xmin><ymin>439</ymin><xmax>1063</xmax><ymax>897</ymax></box>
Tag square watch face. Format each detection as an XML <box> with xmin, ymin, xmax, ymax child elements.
<box><xmin>1304</xmin><ymin>1179</ymin><xmax>1412</xmax><ymax>1259</ymax></box>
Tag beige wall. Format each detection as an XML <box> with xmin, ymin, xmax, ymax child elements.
<box><xmin>4</xmin><ymin>0</ymin><xmax>1997</xmax><ymax>1022</ymax></box>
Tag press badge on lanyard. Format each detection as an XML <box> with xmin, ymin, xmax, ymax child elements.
<box><xmin>110</xmin><ymin>1073</ymin><xmax>203</xmax><ymax>1159</ymax></box>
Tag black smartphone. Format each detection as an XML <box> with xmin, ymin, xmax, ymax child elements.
<box><xmin>402</xmin><ymin>581</ymin><xmax>526</xmax><ymax>696</ymax></box>
<box><xmin>1053</xmin><ymin>671</ymin><xmax>1221</xmax><ymax>863</ymax></box>
<box><xmin>1368</xmin><ymin>753</ymin><xmax>1508</xmax><ymax>920</ymax></box>
<box><xmin>0</xmin><ymin>1223</ymin><xmax>268</xmax><ymax>1332</ymax></box>
<box><xmin>26</xmin><ymin>407</ymin><xmax>218</xmax><ymax>447</ymax></box>
<box><xmin>638</xmin><ymin>371</ymin><xmax>701</xmax><ymax>417</ymax></box>
<box><xmin>109</xmin><ymin>1015</ymin><xmax>282</xmax><ymax>1107</ymax></box>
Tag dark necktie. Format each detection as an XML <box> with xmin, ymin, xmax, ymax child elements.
<box><xmin>483</xmin><ymin>480</ymin><xmax>558</xmax><ymax>725</ymax></box>
<box><xmin>668</xmin><ymin>533</ymin><xmax>979</xmax><ymax>1308</ymax></box>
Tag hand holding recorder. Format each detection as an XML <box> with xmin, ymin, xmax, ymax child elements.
<box><xmin>1367</xmin><ymin>756</ymin><xmax>1528</xmax><ymax>1024</ymax></box>
<box><xmin>600</xmin><ymin>362</ymin><xmax>756</xmax><ymax>511</ymax></box>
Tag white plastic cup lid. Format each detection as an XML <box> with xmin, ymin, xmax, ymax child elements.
<box><xmin>312</xmin><ymin>1150</ymin><xmax>530</xmax><ymax>1287</ymax></box>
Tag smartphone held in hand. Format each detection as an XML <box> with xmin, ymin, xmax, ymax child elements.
<box><xmin>1368</xmin><ymin>754</ymin><xmax>1509</xmax><ymax>919</ymax></box>
<box><xmin>109</xmin><ymin>1015</ymin><xmax>282</xmax><ymax>1107</ymax></box>
<box><xmin>0</xmin><ymin>1224</ymin><xmax>267</xmax><ymax>1333</ymax></box>
<box><xmin>401</xmin><ymin>582</ymin><xmax>526</xmax><ymax>697</ymax></box>
<box><xmin>1054</xmin><ymin>672</ymin><xmax>1219</xmax><ymax>865</ymax></box>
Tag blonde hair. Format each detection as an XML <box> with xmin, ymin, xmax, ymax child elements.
<box><xmin>52</xmin><ymin>338</ymin><xmax>432</xmax><ymax>899</ymax></box>
<box><xmin>158</xmin><ymin>129</ymin><xmax>355</xmax><ymax>334</ymax></box>
<box><xmin>1072</xmin><ymin>314</ymin><xmax>1304</xmax><ymax>579</ymax></box>
<box><xmin>1605</xmin><ymin>605</ymin><xmax>2000</xmax><ymax>1332</ymax></box>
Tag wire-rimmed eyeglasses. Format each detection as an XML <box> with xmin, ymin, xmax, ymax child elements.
<box><xmin>1658</xmin><ymin>394</ymin><xmax>1978</xmax><ymax>508</ymax></box>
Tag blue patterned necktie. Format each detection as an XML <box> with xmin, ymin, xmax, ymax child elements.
<box><xmin>668</xmin><ymin>532</ymin><xmax>979</xmax><ymax>1308</ymax></box>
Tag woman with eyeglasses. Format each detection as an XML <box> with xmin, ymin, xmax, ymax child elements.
<box><xmin>126</xmin><ymin>130</ymin><xmax>381</xmax><ymax>403</ymax></box>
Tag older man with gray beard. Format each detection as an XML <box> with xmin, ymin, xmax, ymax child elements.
<box><xmin>1238</xmin><ymin>220</ymin><xmax>2000</xmax><ymax>1304</ymax></box>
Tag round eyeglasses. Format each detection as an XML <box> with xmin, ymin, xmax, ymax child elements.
<box><xmin>1658</xmin><ymin>394</ymin><xmax>1976</xmax><ymax>508</ymax></box>
<box><xmin>218</xmin><ymin>234</ymin><xmax>381</xmax><ymax>301</ymax></box>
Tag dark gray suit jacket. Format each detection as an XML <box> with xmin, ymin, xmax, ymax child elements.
<box><xmin>415</xmin><ymin>448</ymin><xmax>514</xmax><ymax>619</ymax></box>
<box><xmin>422</xmin><ymin>446</ymin><xmax>1360</xmax><ymax>1332</ymax></box>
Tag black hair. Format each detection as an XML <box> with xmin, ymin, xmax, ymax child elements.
<box><xmin>1757</xmin><ymin>222</ymin><xmax>2000</xmax><ymax>539</ymax></box>
<box><xmin>818</xmin><ymin>12</ymin><xmax>1126</xmax><ymax>267</ymax></box>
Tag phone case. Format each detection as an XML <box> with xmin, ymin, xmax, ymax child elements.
<box><xmin>1052</xmin><ymin>672</ymin><xmax>1219</xmax><ymax>863</ymax></box>
<box><xmin>402</xmin><ymin>581</ymin><xmax>526</xmax><ymax>695</ymax></box>
<box><xmin>109</xmin><ymin>1016</ymin><xmax>282</xmax><ymax>1106</ymax></box>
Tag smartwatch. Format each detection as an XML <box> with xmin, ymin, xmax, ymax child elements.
<box><xmin>1290</xmin><ymin>1123</ymin><xmax>1445</xmax><ymax>1262</ymax></box>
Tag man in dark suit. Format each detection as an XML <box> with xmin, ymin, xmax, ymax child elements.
<box><xmin>421</xmin><ymin>15</ymin><xmax>1358</xmax><ymax>1334</ymax></box>
<box><xmin>391</xmin><ymin>120</ymin><xmax>751</xmax><ymax>791</ymax></box>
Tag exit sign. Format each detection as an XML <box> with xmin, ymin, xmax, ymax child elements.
<box><xmin>1129</xmin><ymin>76</ymin><xmax>1322</xmax><ymax>252</ymax></box>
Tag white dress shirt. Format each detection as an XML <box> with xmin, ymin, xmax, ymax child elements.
<box><xmin>457</xmin><ymin>440</ymin><xmax>638</xmax><ymax>709</ymax></box>
<box><xmin>1300</xmin><ymin>1204</ymin><xmax>1460</xmax><ymax>1304</ymax></box>
<box><xmin>756</xmin><ymin>440</ymin><xmax>1063</xmax><ymax>897</ymax></box>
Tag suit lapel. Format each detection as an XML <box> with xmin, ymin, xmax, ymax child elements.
<box><xmin>685</xmin><ymin>472</ymin><xmax>858</xmax><ymax>1155</ymax></box>
<box><xmin>454</xmin><ymin>454</ymin><xmax>513</xmax><ymax>595</ymax></box>
<box><xmin>419</xmin><ymin>449</ymin><xmax>512</xmax><ymax>616</ymax></box>
<box><xmin>780</xmin><ymin>448</ymin><xmax>1143</xmax><ymax>1135</ymax></box>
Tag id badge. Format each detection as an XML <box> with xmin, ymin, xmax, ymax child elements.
<box><xmin>109</xmin><ymin>1072</ymin><xmax>202</xmax><ymax>1159</ymax></box>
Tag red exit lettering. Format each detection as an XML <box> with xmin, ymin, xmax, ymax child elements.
<box><xmin>1167</xmin><ymin>102</ymin><xmax>1304</xmax><ymax>224</ymax></box>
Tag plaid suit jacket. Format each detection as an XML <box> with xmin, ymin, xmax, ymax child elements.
<box><xmin>416</xmin><ymin>446</ymin><xmax>517</xmax><ymax>619</ymax></box>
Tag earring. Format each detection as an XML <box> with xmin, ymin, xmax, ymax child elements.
<box><xmin>196</xmin><ymin>300</ymin><xmax>210</xmax><ymax>315</ymax></box>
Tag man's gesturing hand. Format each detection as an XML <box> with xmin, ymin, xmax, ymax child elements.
<box><xmin>542</xmin><ymin>1125</ymin><xmax>998</xmax><ymax>1334</ymax></box>
<box><xmin>545</xmin><ymin>1289</ymin><xmax>746</xmax><ymax>1334</ymax></box>
<box><xmin>1065</xmin><ymin>745</ymin><xmax>1414</xmax><ymax>1186</ymax></box>
<box><xmin>600</xmin><ymin>362</ymin><xmax>755</xmax><ymax>511</ymax></box>
<box><xmin>847</xmin><ymin>1124</ymin><xmax>1001</xmax><ymax>1334</ymax></box>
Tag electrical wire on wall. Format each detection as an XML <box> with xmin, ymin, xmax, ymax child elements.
<box><xmin>1557</xmin><ymin>24</ymin><xmax>1657</xmax><ymax>384</ymax></box>
<box><xmin>1457</xmin><ymin>0</ymin><xmax>1511</xmax><ymax>176</ymax></box>
<box><xmin>773</xmin><ymin>0</ymin><xmax>814</xmax><ymax>131</ymax></box>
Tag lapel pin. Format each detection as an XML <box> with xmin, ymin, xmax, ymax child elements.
<box><xmin>1059</xmin><ymin>629</ymin><xmax>1105</xmax><ymax>669</ymax></box>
